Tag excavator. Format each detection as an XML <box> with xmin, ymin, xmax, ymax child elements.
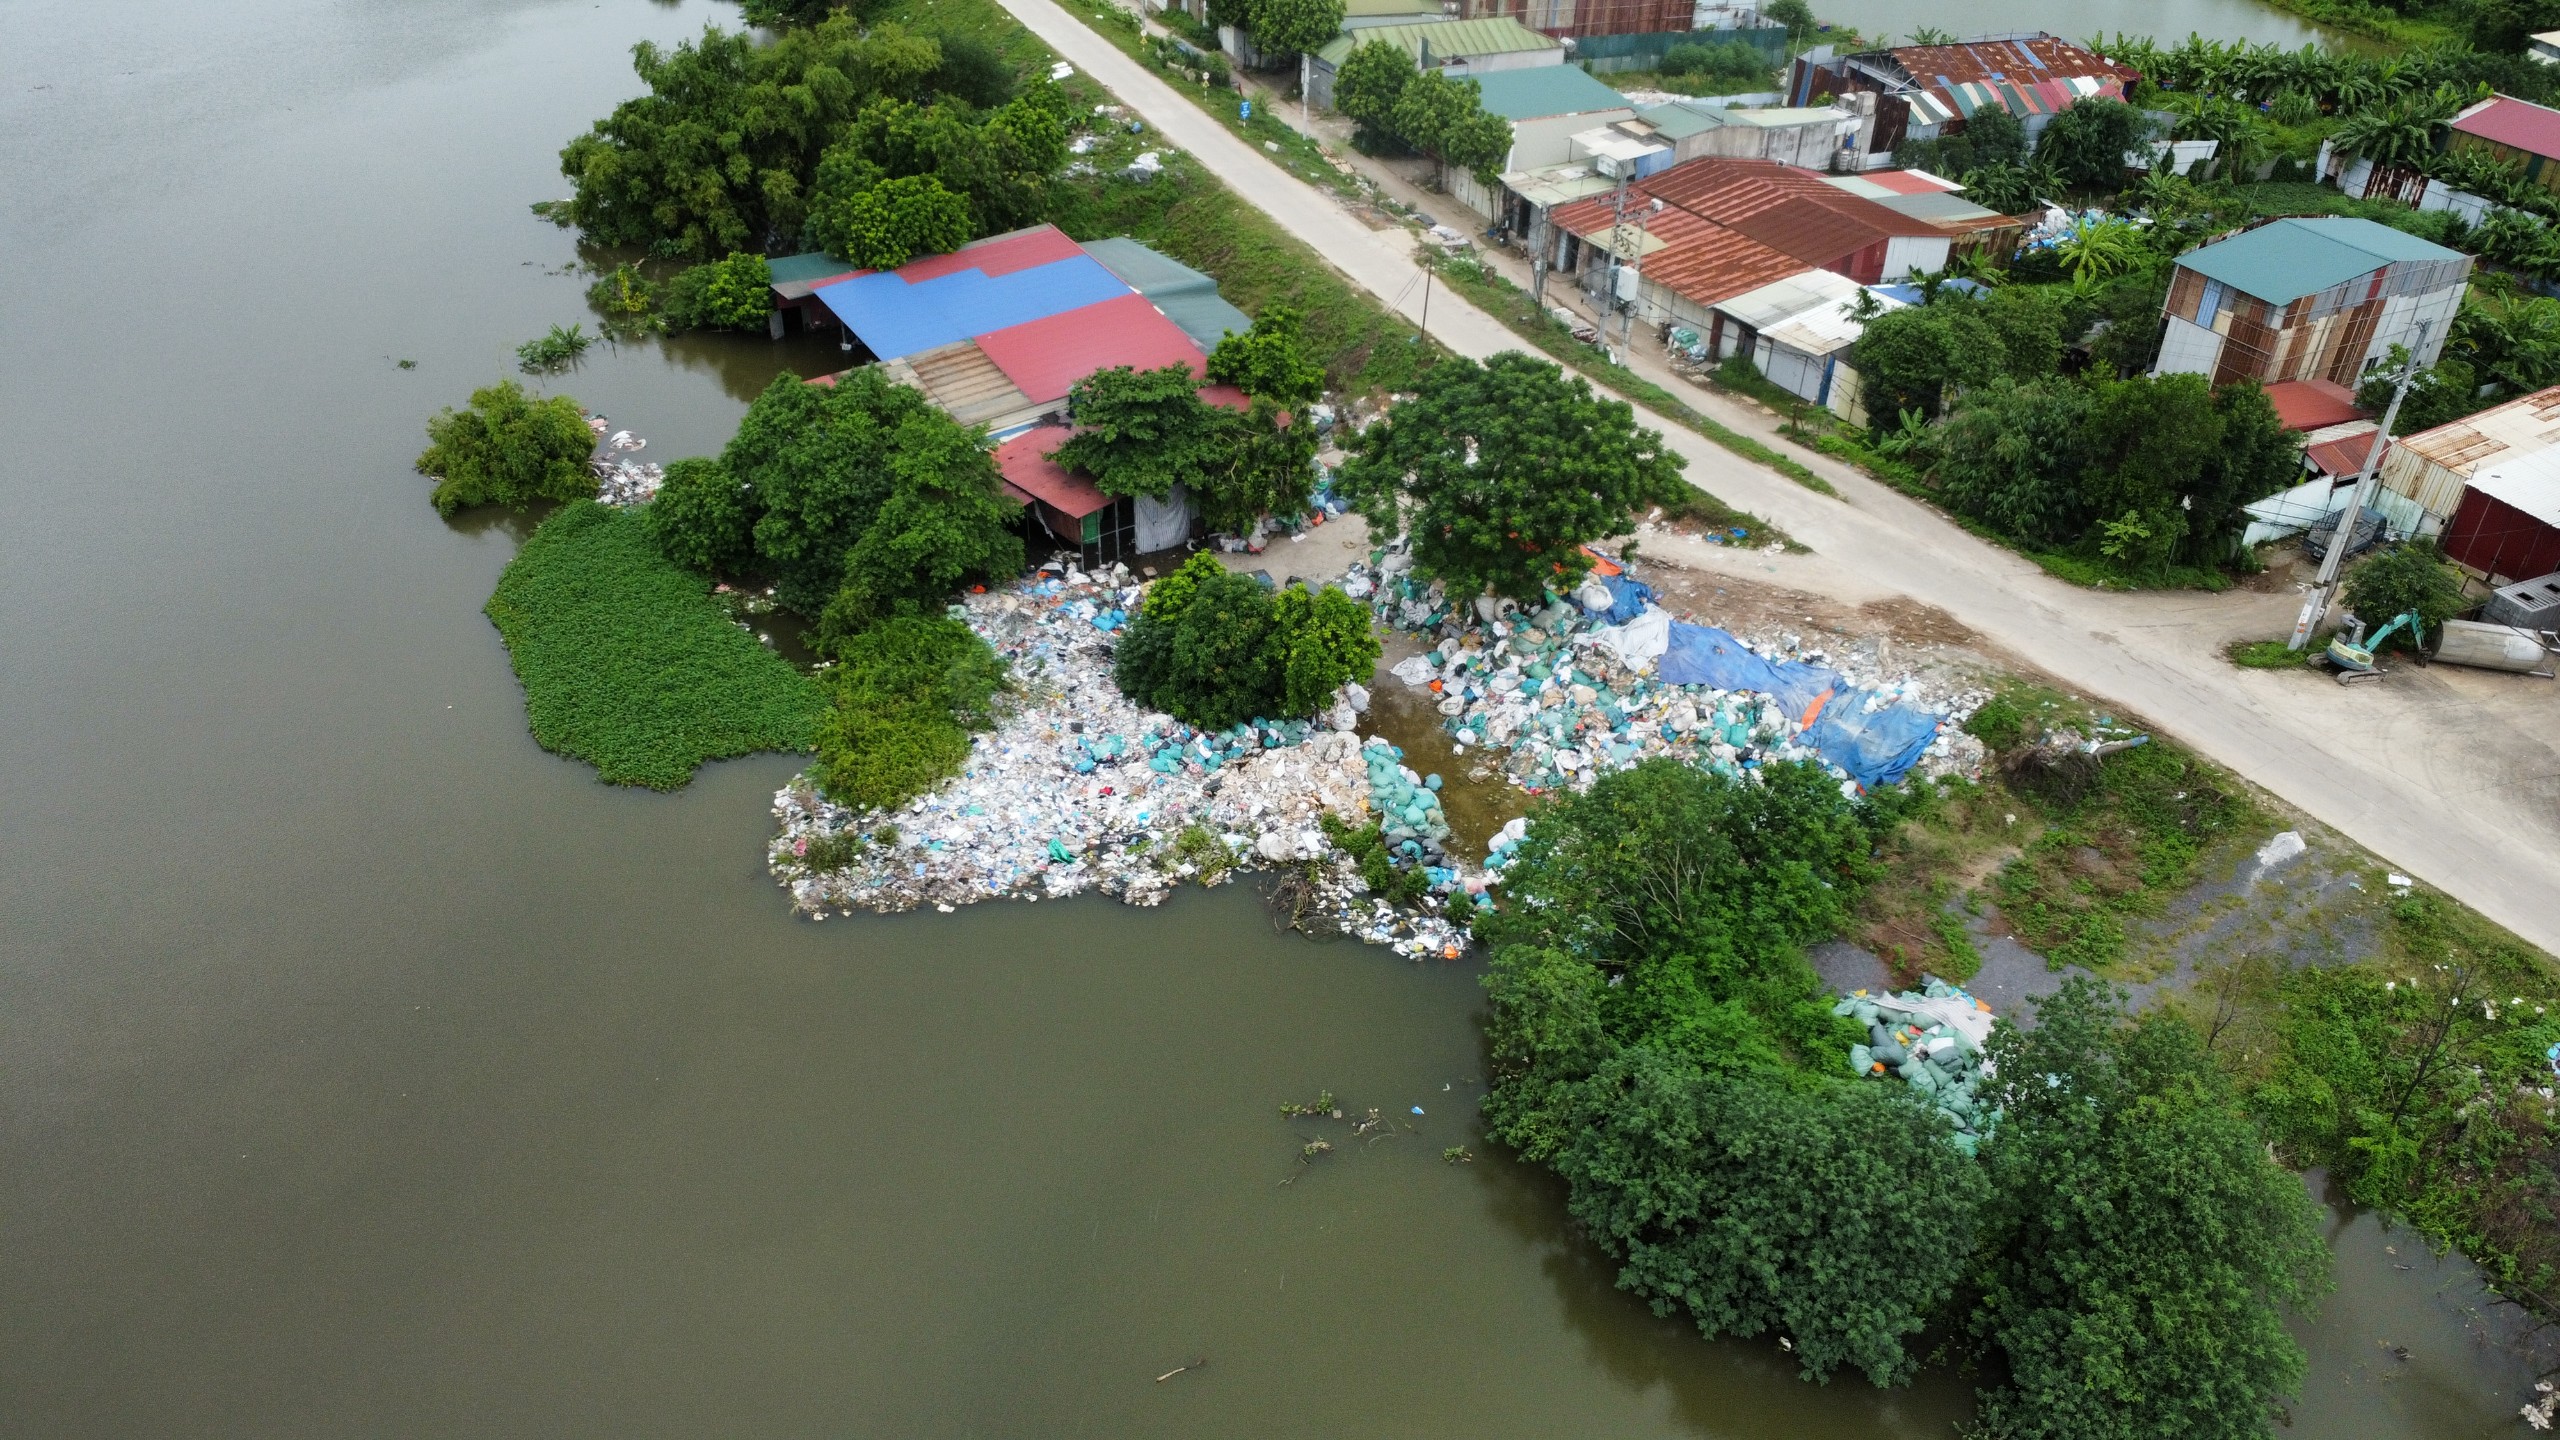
<box><xmin>2323</xmin><ymin>610</ymin><xmax>2426</xmax><ymax>685</ymax></box>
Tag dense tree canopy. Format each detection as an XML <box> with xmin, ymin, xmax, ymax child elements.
<box><xmin>1055</xmin><ymin>364</ymin><xmax>1239</xmax><ymax>502</ymax></box>
<box><xmin>2342</xmin><ymin>539</ymin><xmax>2468</xmax><ymax>647</ymax></box>
<box><xmin>1238</xmin><ymin>0</ymin><xmax>1347</xmax><ymax>59</ymax></box>
<box><xmin>644</xmin><ymin>370</ymin><xmax>1022</xmax><ymax>622</ymax></box>
<box><xmin>1333</xmin><ymin>39</ymin><xmax>1416</xmax><ymax>143</ymax></box>
<box><xmin>557</xmin><ymin>20</ymin><xmax>961</xmax><ymax>258</ymax></box>
<box><xmin>415</xmin><ymin>380</ymin><xmax>596</xmax><ymax>516</ymax></box>
<box><xmin>659</xmin><ymin>253</ymin><xmax>775</xmax><ymax>331</ymax></box>
<box><xmin>2034</xmin><ymin>99</ymin><xmax>2155</xmax><ymax>192</ymax></box>
<box><xmin>1337</xmin><ymin>352</ymin><xmax>1683</xmax><ymax>601</ymax></box>
<box><xmin>1113</xmin><ymin>554</ymin><xmax>1376</xmax><ymax>726</ymax></box>
<box><xmin>1971</xmin><ymin>980</ymin><xmax>2328</xmax><ymax>1440</ymax></box>
<box><xmin>806</xmin><ymin>172</ymin><xmax>974</xmax><ymax>269</ymax></box>
<box><xmin>1932</xmin><ymin>373</ymin><xmax>2295</xmax><ymax>572</ymax></box>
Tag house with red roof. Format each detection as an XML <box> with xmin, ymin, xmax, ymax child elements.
<box><xmin>1542</xmin><ymin>156</ymin><xmax>1953</xmax><ymax>346</ymax></box>
<box><xmin>1786</xmin><ymin>32</ymin><xmax>2134</xmax><ymax>169</ymax></box>
<box><xmin>2445</xmin><ymin>94</ymin><xmax>2560</xmax><ymax>199</ymax></box>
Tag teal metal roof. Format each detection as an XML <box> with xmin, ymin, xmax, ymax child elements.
<box><xmin>1318</xmin><ymin>18</ymin><xmax>1560</xmax><ymax>66</ymax></box>
<box><xmin>1081</xmin><ymin>236</ymin><xmax>1252</xmax><ymax>351</ymax></box>
<box><xmin>2177</xmin><ymin>216</ymin><xmax>2467</xmax><ymax>305</ymax></box>
<box><xmin>1468</xmin><ymin>65</ymin><xmax>1628</xmax><ymax>120</ymax></box>
<box><xmin>766</xmin><ymin>252</ymin><xmax>856</xmax><ymax>286</ymax></box>
<box><xmin>1635</xmin><ymin>100</ymin><xmax>1730</xmax><ymax>139</ymax></box>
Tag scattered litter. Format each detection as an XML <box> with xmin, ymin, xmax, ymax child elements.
<box><xmin>1048</xmin><ymin>61</ymin><xmax>1075</xmax><ymax>80</ymax></box>
<box><xmin>2253</xmin><ymin>830</ymin><xmax>2306</xmax><ymax>873</ymax></box>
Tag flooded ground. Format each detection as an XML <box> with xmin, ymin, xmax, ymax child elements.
<box><xmin>0</xmin><ymin>0</ymin><xmax>2536</xmax><ymax>1434</ymax></box>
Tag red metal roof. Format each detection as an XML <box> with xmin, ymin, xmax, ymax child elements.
<box><xmin>1548</xmin><ymin>157</ymin><xmax>1943</xmax><ymax>306</ymax></box>
<box><xmin>975</xmin><ymin>293</ymin><xmax>1207</xmax><ymax>405</ymax></box>
<box><xmin>889</xmin><ymin>225</ymin><xmax>1088</xmax><ymax>283</ymax></box>
<box><xmin>2266</xmin><ymin>378</ymin><xmax>2366</xmax><ymax>432</ymax></box>
<box><xmin>2452</xmin><ymin>95</ymin><xmax>2560</xmax><ymax>162</ymax></box>
<box><xmin>1881</xmin><ymin>35</ymin><xmax>2130</xmax><ymax>89</ymax></box>
<box><xmin>2306</xmin><ymin>433</ymin><xmax>2381</xmax><ymax>478</ymax></box>
<box><xmin>1862</xmin><ymin>168</ymin><xmax>1963</xmax><ymax>194</ymax></box>
<box><xmin>994</xmin><ymin>425</ymin><xmax>1111</xmax><ymax>518</ymax></box>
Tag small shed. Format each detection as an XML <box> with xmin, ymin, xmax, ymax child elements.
<box><xmin>2378</xmin><ymin>383</ymin><xmax>2560</xmax><ymax>531</ymax></box>
<box><xmin>995</xmin><ymin>425</ymin><xmax>1136</xmax><ymax>568</ymax></box>
<box><xmin>2444</xmin><ymin>447</ymin><xmax>2560</xmax><ymax>584</ymax></box>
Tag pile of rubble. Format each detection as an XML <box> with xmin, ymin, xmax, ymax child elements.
<box><xmin>767</xmin><ymin>564</ymin><xmax>1475</xmax><ymax>959</ymax></box>
<box><xmin>1354</xmin><ymin>546</ymin><xmax>1987</xmax><ymax>798</ymax></box>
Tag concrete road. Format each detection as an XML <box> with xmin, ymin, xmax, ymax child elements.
<box><xmin>1007</xmin><ymin>0</ymin><xmax>2560</xmax><ymax>955</ymax></box>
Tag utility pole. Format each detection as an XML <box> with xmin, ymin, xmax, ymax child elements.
<box><xmin>2288</xmin><ymin>320</ymin><xmax>2430</xmax><ymax>651</ymax></box>
<box><xmin>1605</xmin><ymin>172</ymin><xmax>1636</xmax><ymax>365</ymax></box>
<box><xmin>1419</xmin><ymin>251</ymin><xmax>1433</xmax><ymax>338</ymax></box>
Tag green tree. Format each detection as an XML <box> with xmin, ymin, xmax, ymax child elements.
<box><xmin>1391</xmin><ymin>70</ymin><xmax>1511</xmax><ymax>183</ymax></box>
<box><xmin>415</xmin><ymin>380</ymin><xmax>596</xmax><ymax>516</ymax></box>
<box><xmin>1268</xmin><ymin>583</ymin><xmax>1380</xmax><ymax>714</ymax></box>
<box><xmin>2034</xmin><ymin>98</ymin><xmax>2153</xmax><ymax>191</ymax></box>
<box><xmin>557</xmin><ymin>20</ymin><xmax>954</xmax><ymax>259</ymax></box>
<box><xmin>1207</xmin><ymin>306</ymin><xmax>1325</xmax><ymax>409</ymax></box>
<box><xmin>2342</xmin><ymin>539</ymin><xmax>2467</xmax><ymax>648</ymax></box>
<box><xmin>1763</xmin><ymin>0</ymin><xmax>1815</xmax><ymax>41</ymax></box>
<box><xmin>1555</xmin><ymin>1048</ymin><xmax>1990</xmax><ymax>1385</ymax></box>
<box><xmin>659</xmin><ymin>252</ymin><xmax>774</xmax><ymax>331</ymax></box>
<box><xmin>806</xmin><ymin>173</ymin><xmax>974</xmax><ymax>268</ymax></box>
<box><xmin>825</xmin><ymin>409</ymin><xmax>1027</xmax><ymax>635</ymax></box>
<box><xmin>1054</xmin><ymin>364</ymin><xmax>1239</xmax><ymax>500</ymax></box>
<box><xmin>732</xmin><ymin>369</ymin><xmax>914</xmax><ymax>614</ymax></box>
<box><xmin>1336</xmin><ymin>352</ymin><xmax>1684</xmax><ymax>602</ymax></box>
<box><xmin>813</xmin><ymin>615</ymin><xmax>1008</xmax><ymax>812</ymax></box>
<box><xmin>2053</xmin><ymin>216</ymin><xmax>2148</xmax><ymax>286</ymax></box>
<box><xmin>1935</xmin><ymin>378</ymin><xmax>2099</xmax><ymax>545</ymax></box>
<box><xmin>643</xmin><ymin>456</ymin><xmax>761</xmax><ymax>574</ymax></box>
<box><xmin>1972</xmin><ymin>979</ymin><xmax>2329</xmax><ymax>1440</ymax></box>
<box><xmin>1852</xmin><ymin>301</ymin><xmax>2006</xmax><ymax>418</ymax></box>
<box><xmin>1333</xmin><ymin>38</ymin><xmax>1416</xmax><ymax>139</ymax></box>
<box><xmin>1242</xmin><ymin>0</ymin><xmax>1347</xmax><ymax>58</ymax></box>
<box><xmin>1114</xmin><ymin>556</ymin><xmax>1283</xmax><ymax>727</ymax></box>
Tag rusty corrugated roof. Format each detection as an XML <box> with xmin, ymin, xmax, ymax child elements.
<box><xmin>1880</xmin><ymin>34</ymin><xmax>2131</xmax><ymax>90</ymax></box>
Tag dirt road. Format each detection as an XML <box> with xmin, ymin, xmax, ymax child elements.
<box><xmin>1011</xmin><ymin>0</ymin><xmax>2560</xmax><ymax>955</ymax></box>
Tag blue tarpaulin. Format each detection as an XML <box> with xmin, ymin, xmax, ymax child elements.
<box><xmin>1801</xmin><ymin>693</ymin><xmax>1943</xmax><ymax>790</ymax></box>
<box><xmin>1587</xmin><ymin>574</ymin><xmax>1656</xmax><ymax>625</ymax></box>
<box><xmin>1652</xmin><ymin>621</ymin><xmax>1941</xmax><ymax>788</ymax></box>
<box><xmin>1655</xmin><ymin>623</ymin><xmax>1840</xmax><ymax>715</ymax></box>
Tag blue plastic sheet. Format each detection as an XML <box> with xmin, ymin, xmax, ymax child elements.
<box><xmin>1655</xmin><ymin>624</ymin><xmax>1840</xmax><ymax>715</ymax></box>
<box><xmin>1801</xmin><ymin>693</ymin><xmax>1942</xmax><ymax>790</ymax></box>
<box><xmin>1587</xmin><ymin>574</ymin><xmax>1657</xmax><ymax>625</ymax></box>
<box><xmin>1652</xmin><ymin>623</ymin><xmax>1941</xmax><ymax>788</ymax></box>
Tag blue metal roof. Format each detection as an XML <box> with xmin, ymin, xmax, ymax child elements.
<box><xmin>812</xmin><ymin>255</ymin><xmax>1132</xmax><ymax>361</ymax></box>
<box><xmin>2177</xmin><ymin>216</ymin><xmax>2467</xmax><ymax>306</ymax></box>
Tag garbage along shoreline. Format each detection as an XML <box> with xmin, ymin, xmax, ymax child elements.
<box><xmin>766</xmin><ymin>544</ymin><xmax>1991</xmax><ymax>959</ymax></box>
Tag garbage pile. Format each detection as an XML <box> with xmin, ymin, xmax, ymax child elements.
<box><xmin>1835</xmin><ymin>979</ymin><xmax>1999</xmax><ymax>1154</ymax></box>
<box><xmin>586</xmin><ymin>416</ymin><xmax>664</xmax><ymax>505</ymax></box>
<box><xmin>1353</xmin><ymin>546</ymin><xmax>1985</xmax><ymax>798</ymax></box>
<box><xmin>768</xmin><ymin>565</ymin><xmax>1474</xmax><ymax>959</ymax></box>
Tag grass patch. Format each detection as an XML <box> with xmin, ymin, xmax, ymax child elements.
<box><xmin>484</xmin><ymin>500</ymin><xmax>825</xmax><ymax>789</ymax></box>
<box><xmin>1979</xmin><ymin>687</ymin><xmax>2262</xmax><ymax>978</ymax></box>
<box><xmin>2246</xmin><ymin>0</ymin><xmax>2462</xmax><ymax>47</ymax></box>
<box><xmin>1853</xmin><ymin>775</ymin><xmax>2020</xmax><ymax>982</ymax></box>
<box><xmin>2228</xmin><ymin>639</ymin><xmax>2312</xmax><ymax>670</ymax></box>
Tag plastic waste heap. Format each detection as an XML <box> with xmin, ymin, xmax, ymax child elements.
<box><xmin>1834</xmin><ymin>978</ymin><xmax>1999</xmax><ymax>1154</ymax></box>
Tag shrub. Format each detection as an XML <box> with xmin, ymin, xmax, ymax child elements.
<box><xmin>586</xmin><ymin>263</ymin><xmax>662</xmax><ymax>338</ymax></box>
<box><xmin>643</xmin><ymin>456</ymin><xmax>760</xmax><ymax>575</ymax></box>
<box><xmin>482</xmin><ymin>500</ymin><xmax>825</xmax><ymax>787</ymax></box>
<box><xmin>2342</xmin><ymin>539</ymin><xmax>2467</xmax><ymax>650</ymax></box>
<box><xmin>1658</xmin><ymin>39</ymin><xmax>1770</xmax><ymax>80</ymax></box>
<box><xmin>813</xmin><ymin>615</ymin><xmax>1007</xmax><ymax>812</ymax></box>
<box><xmin>660</xmin><ymin>252</ymin><xmax>773</xmax><ymax>331</ymax></box>
<box><xmin>1113</xmin><ymin>555</ymin><xmax>1376</xmax><ymax>725</ymax></box>
<box><xmin>515</xmin><ymin>323</ymin><xmax>592</xmax><ymax>373</ymax></box>
<box><xmin>1961</xmin><ymin>694</ymin><xmax>2025</xmax><ymax>750</ymax></box>
<box><xmin>415</xmin><ymin>380</ymin><xmax>596</xmax><ymax>516</ymax></box>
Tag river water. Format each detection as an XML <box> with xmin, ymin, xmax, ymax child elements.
<box><xmin>0</xmin><ymin>0</ymin><xmax>2534</xmax><ymax>1434</ymax></box>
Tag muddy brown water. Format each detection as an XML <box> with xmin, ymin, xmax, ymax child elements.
<box><xmin>0</xmin><ymin>0</ymin><xmax>2532</xmax><ymax>1433</ymax></box>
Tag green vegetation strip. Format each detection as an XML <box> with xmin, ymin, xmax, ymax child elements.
<box><xmin>484</xmin><ymin>501</ymin><xmax>824</xmax><ymax>789</ymax></box>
